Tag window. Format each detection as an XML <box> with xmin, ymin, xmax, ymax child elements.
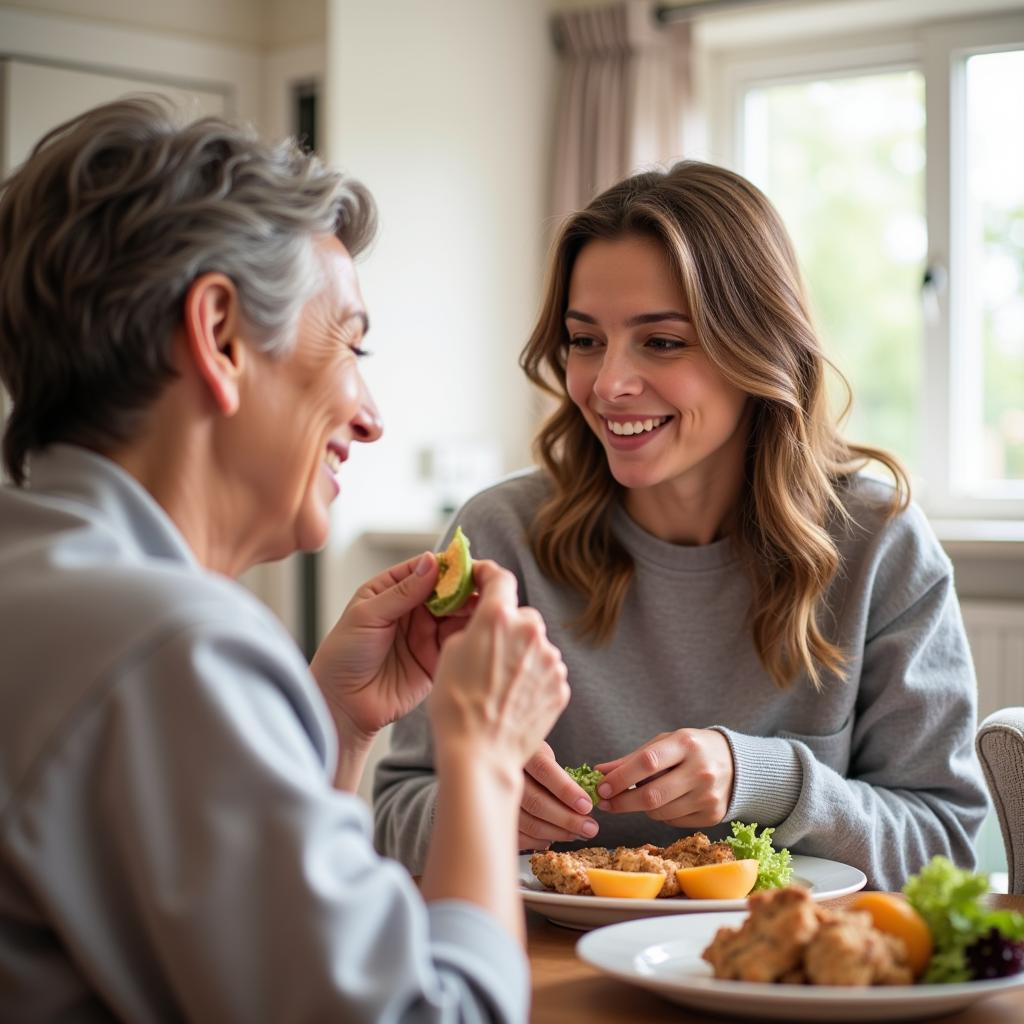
<box><xmin>706</xmin><ymin>8</ymin><xmax>1024</xmax><ymax>519</ymax></box>
<box><xmin>960</xmin><ymin>49</ymin><xmax>1024</xmax><ymax>496</ymax></box>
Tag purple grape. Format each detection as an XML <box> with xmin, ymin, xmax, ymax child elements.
<box><xmin>966</xmin><ymin>928</ymin><xmax>1024</xmax><ymax>980</ymax></box>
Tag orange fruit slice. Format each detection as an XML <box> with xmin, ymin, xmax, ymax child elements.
<box><xmin>851</xmin><ymin>892</ymin><xmax>933</xmax><ymax>978</ymax></box>
<box><xmin>674</xmin><ymin>859</ymin><xmax>759</xmax><ymax>899</ymax></box>
<box><xmin>586</xmin><ymin>867</ymin><xmax>666</xmax><ymax>899</ymax></box>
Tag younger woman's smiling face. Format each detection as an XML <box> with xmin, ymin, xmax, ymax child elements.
<box><xmin>564</xmin><ymin>233</ymin><xmax>749</xmax><ymax>520</ymax></box>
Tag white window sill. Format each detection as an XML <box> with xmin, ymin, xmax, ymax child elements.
<box><xmin>931</xmin><ymin>520</ymin><xmax>1024</xmax><ymax>560</ymax></box>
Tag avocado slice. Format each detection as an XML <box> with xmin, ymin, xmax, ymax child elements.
<box><xmin>425</xmin><ymin>526</ymin><xmax>474</xmax><ymax>617</ymax></box>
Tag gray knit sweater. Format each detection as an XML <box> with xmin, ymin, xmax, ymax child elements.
<box><xmin>374</xmin><ymin>471</ymin><xmax>988</xmax><ymax>890</ymax></box>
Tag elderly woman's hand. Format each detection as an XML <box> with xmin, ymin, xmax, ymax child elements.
<box><xmin>310</xmin><ymin>551</ymin><xmax>471</xmax><ymax>749</ymax></box>
<box><xmin>428</xmin><ymin>562</ymin><xmax>569</xmax><ymax>774</ymax></box>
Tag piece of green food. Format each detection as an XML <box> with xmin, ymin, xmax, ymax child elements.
<box><xmin>724</xmin><ymin>821</ymin><xmax>793</xmax><ymax>890</ymax></box>
<box><xmin>564</xmin><ymin>763</ymin><xmax>604</xmax><ymax>808</ymax></box>
<box><xmin>903</xmin><ymin>855</ymin><xmax>1024</xmax><ymax>984</ymax></box>
<box><xmin>425</xmin><ymin>526</ymin><xmax>474</xmax><ymax>617</ymax></box>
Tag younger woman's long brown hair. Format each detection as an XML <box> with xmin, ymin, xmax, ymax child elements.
<box><xmin>521</xmin><ymin>161</ymin><xmax>909</xmax><ymax>690</ymax></box>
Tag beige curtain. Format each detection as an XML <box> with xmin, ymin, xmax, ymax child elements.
<box><xmin>551</xmin><ymin>0</ymin><xmax>692</xmax><ymax>221</ymax></box>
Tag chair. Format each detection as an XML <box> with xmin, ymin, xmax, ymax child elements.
<box><xmin>976</xmin><ymin>707</ymin><xmax>1024</xmax><ymax>894</ymax></box>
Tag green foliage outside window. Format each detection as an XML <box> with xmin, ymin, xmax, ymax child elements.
<box><xmin>746</xmin><ymin>72</ymin><xmax>926</xmax><ymax>474</ymax></box>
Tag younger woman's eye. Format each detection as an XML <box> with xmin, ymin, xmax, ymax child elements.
<box><xmin>567</xmin><ymin>335</ymin><xmax>599</xmax><ymax>350</ymax></box>
<box><xmin>646</xmin><ymin>336</ymin><xmax>688</xmax><ymax>352</ymax></box>
<box><xmin>347</xmin><ymin>343</ymin><xmax>371</xmax><ymax>358</ymax></box>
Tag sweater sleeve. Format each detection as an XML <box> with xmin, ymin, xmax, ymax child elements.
<box><xmin>374</xmin><ymin>700</ymin><xmax>441</xmax><ymax>873</ymax></box>
<box><xmin>716</xmin><ymin>507</ymin><xmax>988</xmax><ymax>891</ymax></box>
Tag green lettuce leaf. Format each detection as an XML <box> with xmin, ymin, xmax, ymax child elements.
<box><xmin>724</xmin><ymin>821</ymin><xmax>793</xmax><ymax>890</ymax></box>
<box><xmin>903</xmin><ymin>856</ymin><xmax>1024</xmax><ymax>983</ymax></box>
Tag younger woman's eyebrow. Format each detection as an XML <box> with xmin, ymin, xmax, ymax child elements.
<box><xmin>565</xmin><ymin>309</ymin><xmax>691</xmax><ymax>325</ymax></box>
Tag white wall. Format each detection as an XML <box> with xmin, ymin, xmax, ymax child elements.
<box><xmin>0</xmin><ymin>2</ymin><xmax>328</xmax><ymax>149</ymax></box>
<box><xmin>0</xmin><ymin>0</ymin><xmax>325</xmax><ymax>48</ymax></box>
<box><xmin>1</xmin><ymin>59</ymin><xmax>227</xmax><ymax>170</ymax></box>
<box><xmin>321</xmin><ymin>0</ymin><xmax>557</xmax><ymax>617</ymax></box>
<box><xmin>0</xmin><ymin>5</ymin><xmax>264</xmax><ymax>121</ymax></box>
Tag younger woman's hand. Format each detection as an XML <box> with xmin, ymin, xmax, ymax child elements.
<box><xmin>516</xmin><ymin>742</ymin><xmax>601</xmax><ymax>851</ymax></box>
<box><xmin>594</xmin><ymin>729</ymin><xmax>735</xmax><ymax>829</ymax></box>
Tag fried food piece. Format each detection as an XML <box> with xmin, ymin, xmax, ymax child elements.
<box><xmin>611</xmin><ymin>844</ymin><xmax>681</xmax><ymax>897</ymax></box>
<box><xmin>702</xmin><ymin>885</ymin><xmax>822</xmax><ymax>982</ymax></box>
<box><xmin>662</xmin><ymin>833</ymin><xmax>711</xmax><ymax>867</ymax></box>
<box><xmin>661</xmin><ymin>833</ymin><xmax>736</xmax><ymax>868</ymax></box>
<box><xmin>778</xmin><ymin>966</ymin><xmax>808</xmax><ymax>985</ymax></box>
<box><xmin>529</xmin><ymin>847</ymin><xmax>611</xmax><ymax>895</ymax></box>
<box><xmin>703</xmin><ymin>884</ymin><xmax>916</xmax><ymax>988</ymax></box>
<box><xmin>570</xmin><ymin>846</ymin><xmax>615</xmax><ymax>868</ymax></box>
<box><xmin>699</xmin><ymin>842</ymin><xmax>738</xmax><ymax>865</ymax></box>
<box><xmin>804</xmin><ymin>911</ymin><xmax>913</xmax><ymax>986</ymax></box>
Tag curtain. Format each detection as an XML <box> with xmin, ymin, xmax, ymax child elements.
<box><xmin>551</xmin><ymin>0</ymin><xmax>692</xmax><ymax>221</ymax></box>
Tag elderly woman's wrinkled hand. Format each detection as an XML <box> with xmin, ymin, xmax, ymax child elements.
<box><xmin>310</xmin><ymin>550</ymin><xmax>471</xmax><ymax>745</ymax></box>
<box><xmin>428</xmin><ymin>561</ymin><xmax>570</xmax><ymax>774</ymax></box>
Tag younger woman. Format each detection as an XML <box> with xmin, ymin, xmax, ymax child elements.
<box><xmin>374</xmin><ymin>161</ymin><xmax>987</xmax><ymax>890</ymax></box>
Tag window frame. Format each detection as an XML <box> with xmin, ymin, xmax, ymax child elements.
<box><xmin>701</xmin><ymin>9</ymin><xmax>1024</xmax><ymax>523</ymax></box>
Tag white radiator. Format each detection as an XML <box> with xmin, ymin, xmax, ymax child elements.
<box><xmin>961</xmin><ymin>600</ymin><xmax>1024</xmax><ymax>720</ymax></box>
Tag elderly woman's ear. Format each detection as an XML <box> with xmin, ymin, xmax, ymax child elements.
<box><xmin>181</xmin><ymin>271</ymin><xmax>244</xmax><ymax>417</ymax></box>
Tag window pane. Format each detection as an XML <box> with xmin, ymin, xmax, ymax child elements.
<box><xmin>744</xmin><ymin>72</ymin><xmax>925</xmax><ymax>473</ymax></box>
<box><xmin>963</xmin><ymin>49</ymin><xmax>1024</xmax><ymax>489</ymax></box>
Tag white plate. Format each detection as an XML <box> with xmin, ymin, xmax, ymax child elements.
<box><xmin>577</xmin><ymin>912</ymin><xmax>1024</xmax><ymax>1021</ymax></box>
<box><xmin>519</xmin><ymin>853</ymin><xmax>866</xmax><ymax>930</ymax></box>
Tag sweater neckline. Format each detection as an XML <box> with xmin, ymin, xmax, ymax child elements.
<box><xmin>611</xmin><ymin>501</ymin><xmax>739</xmax><ymax>572</ymax></box>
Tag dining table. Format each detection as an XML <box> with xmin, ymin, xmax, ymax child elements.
<box><xmin>525</xmin><ymin>892</ymin><xmax>1024</xmax><ymax>1023</ymax></box>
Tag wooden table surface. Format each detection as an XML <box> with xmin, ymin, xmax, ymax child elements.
<box><xmin>526</xmin><ymin>892</ymin><xmax>1024</xmax><ymax>1024</ymax></box>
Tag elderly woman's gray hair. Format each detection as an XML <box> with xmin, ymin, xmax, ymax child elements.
<box><xmin>0</xmin><ymin>95</ymin><xmax>376</xmax><ymax>485</ymax></box>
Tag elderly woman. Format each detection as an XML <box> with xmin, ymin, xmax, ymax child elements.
<box><xmin>0</xmin><ymin>98</ymin><xmax>568</xmax><ymax>1023</ymax></box>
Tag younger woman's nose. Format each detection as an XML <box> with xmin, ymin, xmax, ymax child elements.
<box><xmin>593</xmin><ymin>347</ymin><xmax>643</xmax><ymax>401</ymax></box>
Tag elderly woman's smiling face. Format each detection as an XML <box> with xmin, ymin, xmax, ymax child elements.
<box><xmin>233</xmin><ymin>234</ymin><xmax>382</xmax><ymax>558</ymax></box>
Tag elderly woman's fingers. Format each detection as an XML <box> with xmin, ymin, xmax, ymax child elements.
<box><xmin>349</xmin><ymin>551</ymin><xmax>439</xmax><ymax>626</ymax></box>
<box><xmin>352</xmin><ymin>551</ymin><xmax>436</xmax><ymax>598</ymax></box>
<box><xmin>470</xmin><ymin>559</ymin><xmax>519</xmax><ymax>611</ymax></box>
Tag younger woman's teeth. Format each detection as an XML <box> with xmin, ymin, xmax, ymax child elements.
<box><xmin>605</xmin><ymin>416</ymin><xmax>669</xmax><ymax>436</ymax></box>
<box><xmin>324</xmin><ymin>449</ymin><xmax>342</xmax><ymax>473</ymax></box>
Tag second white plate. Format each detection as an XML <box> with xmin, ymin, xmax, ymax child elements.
<box><xmin>577</xmin><ymin>912</ymin><xmax>1024</xmax><ymax>1021</ymax></box>
<box><xmin>519</xmin><ymin>853</ymin><xmax>866</xmax><ymax>929</ymax></box>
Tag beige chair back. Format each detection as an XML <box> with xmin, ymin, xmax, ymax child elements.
<box><xmin>977</xmin><ymin>707</ymin><xmax>1024</xmax><ymax>894</ymax></box>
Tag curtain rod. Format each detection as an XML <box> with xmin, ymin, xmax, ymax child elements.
<box><xmin>654</xmin><ymin>0</ymin><xmax>795</xmax><ymax>23</ymax></box>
